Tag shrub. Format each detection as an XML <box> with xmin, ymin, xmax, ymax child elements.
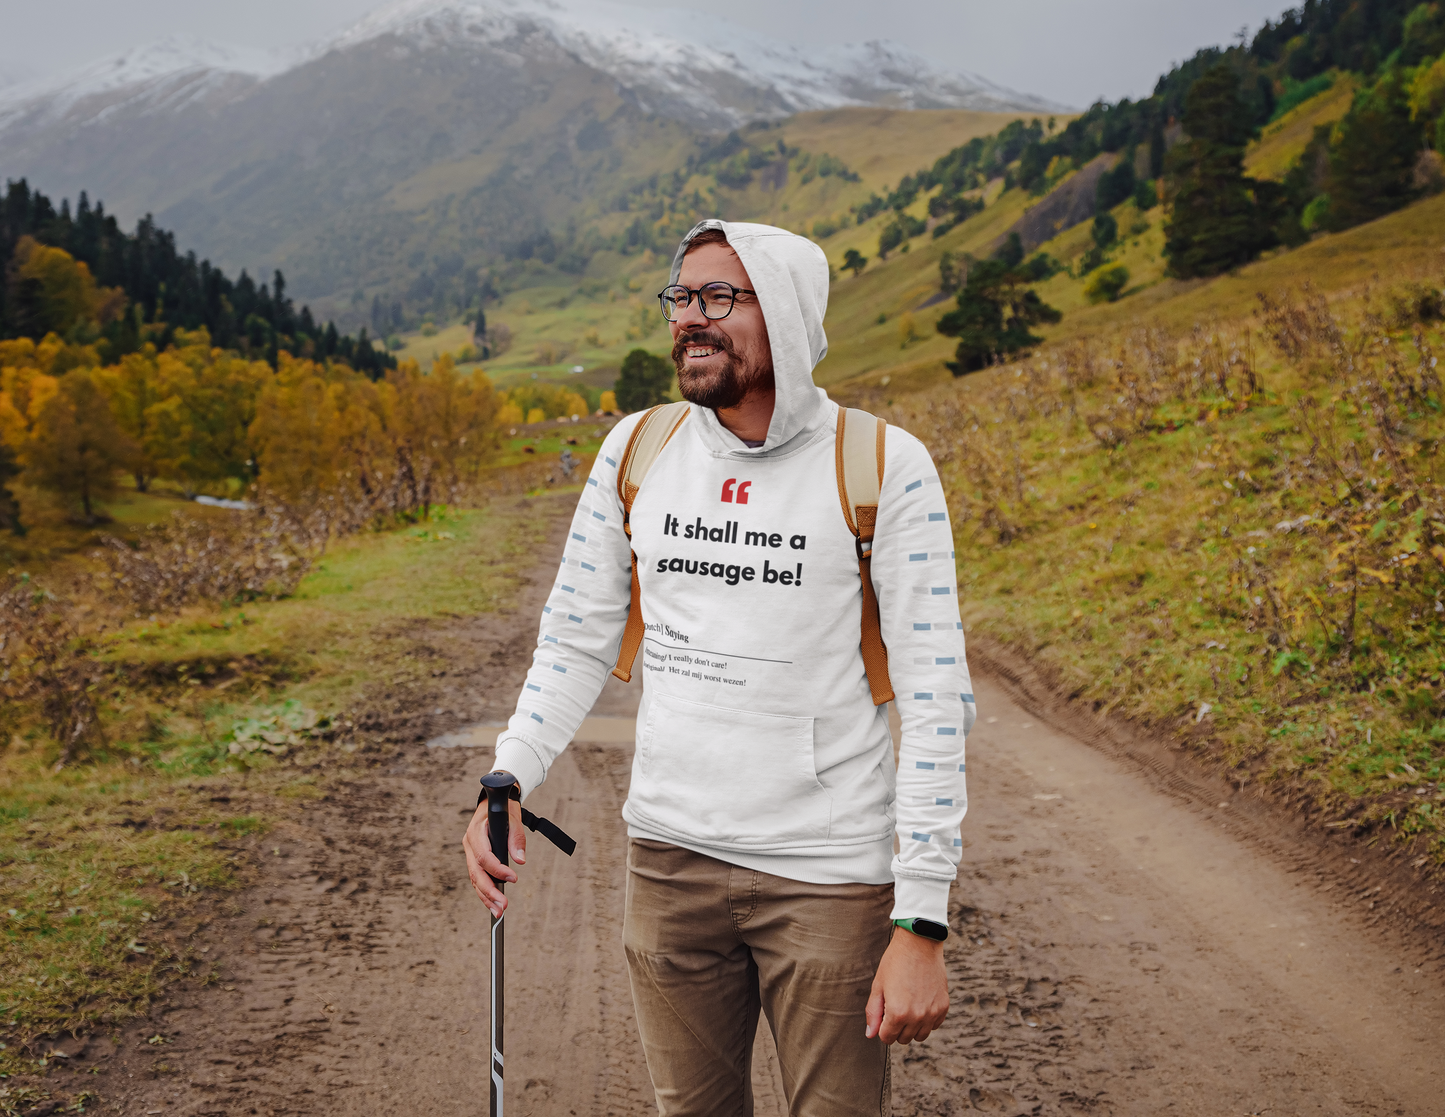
<box><xmin>1084</xmin><ymin>264</ymin><xmax>1131</xmax><ymax>304</ymax></box>
<box><xmin>0</xmin><ymin>577</ymin><xmax>105</xmax><ymax>765</ymax></box>
<box><xmin>97</xmin><ymin>512</ymin><xmax>312</xmax><ymax>613</ymax></box>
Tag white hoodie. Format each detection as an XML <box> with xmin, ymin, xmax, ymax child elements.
<box><xmin>493</xmin><ymin>220</ymin><xmax>975</xmax><ymax>923</ymax></box>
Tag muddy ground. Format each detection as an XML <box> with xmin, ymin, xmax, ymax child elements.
<box><xmin>22</xmin><ymin>502</ymin><xmax>1445</xmax><ymax>1116</ymax></box>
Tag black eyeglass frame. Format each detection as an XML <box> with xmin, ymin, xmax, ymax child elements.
<box><xmin>656</xmin><ymin>281</ymin><xmax>758</xmax><ymax>322</ymax></box>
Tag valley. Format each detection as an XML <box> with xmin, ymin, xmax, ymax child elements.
<box><xmin>6</xmin><ymin>1</ymin><xmax>1445</xmax><ymax>1113</ymax></box>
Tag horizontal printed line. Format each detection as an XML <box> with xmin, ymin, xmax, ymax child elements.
<box><xmin>643</xmin><ymin>637</ymin><xmax>792</xmax><ymax>664</ymax></box>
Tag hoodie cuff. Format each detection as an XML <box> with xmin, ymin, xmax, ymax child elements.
<box><xmin>888</xmin><ymin>874</ymin><xmax>951</xmax><ymax>925</ymax></box>
<box><xmin>492</xmin><ymin>733</ymin><xmax>548</xmax><ymax>801</ymax></box>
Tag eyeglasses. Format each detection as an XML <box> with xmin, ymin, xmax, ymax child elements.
<box><xmin>657</xmin><ymin>282</ymin><xmax>757</xmax><ymax>322</ymax></box>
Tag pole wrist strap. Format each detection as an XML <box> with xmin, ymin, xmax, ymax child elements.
<box><xmin>476</xmin><ymin>779</ymin><xmax>578</xmax><ymax>856</ymax></box>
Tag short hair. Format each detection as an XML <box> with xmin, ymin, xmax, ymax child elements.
<box><xmin>685</xmin><ymin>228</ymin><xmax>730</xmax><ymax>252</ymax></box>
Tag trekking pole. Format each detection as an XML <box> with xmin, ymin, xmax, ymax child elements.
<box><xmin>478</xmin><ymin>772</ymin><xmax>577</xmax><ymax>1117</ymax></box>
<box><xmin>481</xmin><ymin>772</ymin><xmax>514</xmax><ymax>1117</ymax></box>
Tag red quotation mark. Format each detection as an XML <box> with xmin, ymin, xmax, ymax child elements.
<box><xmin>720</xmin><ymin>479</ymin><xmax>752</xmax><ymax>504</ymax></box>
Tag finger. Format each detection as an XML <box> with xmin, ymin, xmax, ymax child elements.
<box><xmin>864</xmin><ymin>985</ymin><xmax>884</xmax><ymax>1039</ymax></box>
<box><xmin>895</xmin><ymin>1016</ymin><xmax>926</xmax><ymax>1045</ymax></box>
<box><xmin>478</xmin><ymin>819</ymin><xmax>518</xmax><ymax>883</ymax></box>
<box><xmin>508</xmin><ymin>798</ymin><xmax>526</xmax><ymax>865</ymax></box>
<box><xmin>878</xmin><ymin>1006</ymin><xmax>905</xmax><ymax>1046</ymax></box>
<box><xmin>468</xmin><ymin>865</ymin><xmax>508</xmax><ymax>916</ymax></box>
<box><xmin>462</xmin><ymin>838</ymin><xmax>508</xmax><ymax>914</ymax></box>
<box><xmin>464</xmin><ymin>829</ymin><xmax>515</xmax><ymax>887</ymax></box>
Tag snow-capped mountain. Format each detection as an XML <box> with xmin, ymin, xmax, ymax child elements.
<box><xmin>0</xmin><ymin>0</ymin><xmax>1062</xmax><ymax>134</ymax></box>
<box><xmin>321</xmin><ymin>0</ymin><xmax>1063</xmax><ymax>124</ymax></box>
<box><xmin>0</xmin><ymin>0</ymin><xmax>1063</xmax><ymax>313</ymax></box>
<box><xmin>0</xmin><ymin>36</ymin><xmax>292</xmax><ymax>133</ymax></box>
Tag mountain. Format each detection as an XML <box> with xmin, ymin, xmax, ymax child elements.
<box><xmin>0</xmin><ymin>0</ymin><xmax>1061</xmax><ymax>319</ymax></box>
<box><xmin>325</xmin><ymin>0</ymin><xmax>1061</xmax><ymax>127</ymax></box>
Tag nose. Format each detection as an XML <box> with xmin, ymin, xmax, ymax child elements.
<box><xmin>671</xmin><ymin>291</ymin><xmax>710</xmax><ymax>332</ymax></box>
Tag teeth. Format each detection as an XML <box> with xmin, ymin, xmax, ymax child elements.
<box><xmin>687</xmin><ymin>346</ymin><xmax>718</xmax><ymax>357</ymax></box>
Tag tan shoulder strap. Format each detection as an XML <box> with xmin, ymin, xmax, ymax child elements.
<box><xmin>836</xmin><ymin>407</ymin><xmax>894</xmax><ymax>706</ymax></box>
<box><xmin>611</xmin><ymin>401</ymin><xmax>690</xmax><ymax>682</ymax></box>
<box><xmin>616</xmin><ymin>400</ymin><xmax>691</xmax><ymax>520</ymax></box>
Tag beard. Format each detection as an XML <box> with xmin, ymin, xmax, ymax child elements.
<box><xmin>672</xmin><ymin>328</ymin><xmax>774</xmax><ymax>410</ymax></box>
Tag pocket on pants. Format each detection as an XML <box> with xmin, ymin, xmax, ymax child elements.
<box><xmin>628</xmin><ymin>693</ymin><xmax>831</xmax><ymax>847</ymax></box>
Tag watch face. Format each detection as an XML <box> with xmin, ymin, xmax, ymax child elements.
<box><xmin>914</xmin><ymin>919</ymin><xmax>948</xmax><ymax>941</ymax></box>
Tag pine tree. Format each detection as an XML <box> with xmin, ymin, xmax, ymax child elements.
<box><xmin>1163</xmin><ymin>63</ymin><xmax>1276</xmax><ymax>278</ymax></box>
<box><xmin>1328</xmin><ymin>68</ymin><xmax>1423</xmax><ymax>230</ymax></box>
<box><xmin>935</xmin><ymin>259</ymin><xmax>1061</xmax><ymax>376</ymax></box>
<box><xmin>615</xmin><ymin>349</ymin><xmax>674</xmax><ymax>412</ymax></box>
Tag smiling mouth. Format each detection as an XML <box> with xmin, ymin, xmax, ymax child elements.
<box><xmin>685</xmin><ymin>344</ymin><xmax>722</xmax><ymax>359</ymax></box>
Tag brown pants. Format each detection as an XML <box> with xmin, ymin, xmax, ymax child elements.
<box><xmin>623</xmin><ymin>839</ymin><xmax>894</xmax><ymax>1117</ymax></box>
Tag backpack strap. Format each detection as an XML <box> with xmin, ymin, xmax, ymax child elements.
<box><xmin>611</xmin><ymin>400</ymin><xmax>691</xmax><ymax>682</ymax></box>
<box><xmin>836</xmin><ymin>407</ymin><xmax>895</xmax><ymax>706</ymax></box>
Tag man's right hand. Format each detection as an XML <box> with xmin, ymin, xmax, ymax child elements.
<box><xmin>462</xmin><ymin>778</ymin><xmax>526</xmax><ymax>917</ymax></box>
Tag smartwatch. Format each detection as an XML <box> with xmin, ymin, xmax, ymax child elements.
<box><xmin>893</xmin><ymin>917</ymin><xmax>948</xmax><ymax>941</ymax></box>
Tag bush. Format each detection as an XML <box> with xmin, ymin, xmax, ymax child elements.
<box><xmin>97</xmin><ymin>512</ymin><xmax>313</xmax><ymax>613</ymax></box>
<box><xmin>1084</xmin><ymin>264</ymin><xmax>1131</xmax><ymax>304</ymax></box>
<box><xmin>0</xmin><ymin>577</ymin><xmax>105</xmax><ymax>765</ymax></box>
<box><xmin>1133</xmin><ymin>178</ymin><xmax>1159</xmax><ymax>211</ymax></box>
<box><xmin>1021</xmin><ymin>253</ymin><xmax>1063</xmax><ymax>282</ymax></box>
<box><xmin>1301</xmin><ymin>193</ymin><xmax>1332</xmax><ymax>231</ymax></box>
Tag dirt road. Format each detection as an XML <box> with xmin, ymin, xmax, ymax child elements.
<box><xmin>67</xmin><ymin>517</ymin><xmax>1444</xmax><ymax>1116</ymax></box>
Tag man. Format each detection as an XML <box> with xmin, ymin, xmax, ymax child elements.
<box><xmin>463</xmin><ymin>220</ymin><xmax>974</xmax><ymax>1115</ymax></box>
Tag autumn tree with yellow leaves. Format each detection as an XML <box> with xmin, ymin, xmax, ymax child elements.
<box><xmin>1</xmin><ymin>330</ymin><xmax>505</xmax><ymax>531</ymax></box>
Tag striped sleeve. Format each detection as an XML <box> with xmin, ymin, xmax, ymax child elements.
<box><xmin>871</xmin><ymin>427</ymin><xmax>974</xmax><ymax>925</ymax></box>
<box><xmin>491</xmin><ymin>416</ymin><xmax>642</xmax><ymax>799</ymax></box>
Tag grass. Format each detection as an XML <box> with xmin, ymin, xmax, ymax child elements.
<box><xmin>865</xmin><ymin>280</ymin><xmax>1445</xmax><ymax>872</ymax></box>
<box><xmin>1245</xmin><ymin>72</ymin><xmax>1357</xmax><ymax>183</ymax></box>
<box><xmin>0</xmin><ymin>492</ymin><xmax>563</xmax><ymax>1068</ymax></box>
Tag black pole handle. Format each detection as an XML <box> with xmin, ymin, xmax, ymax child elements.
<box><xmin>481</xmin><ymin>771</ymin><xmax>516</xmax><ymax>885</ymax></box>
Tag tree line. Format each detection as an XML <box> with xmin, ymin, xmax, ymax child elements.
<box><xmin>855</xmin><ymin>1</ymin><xmax>1445</xmax><ymax>274</ymax></box>
<box><xmin>1</xmin><ymin>180</ymin><xmax>394</xmax><ymax>376</ymax></box>
<box><xmin>0</xmin><ymin>330</ymin><xmax>497</xmax><ymax>531</ymax></box>
<box><xmin>855</xmin><ymin>1</ymin><xmax>1445</xmax><ymax>375</ymax></box>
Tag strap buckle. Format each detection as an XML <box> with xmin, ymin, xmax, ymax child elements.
<box><xmin>855</xmin><ymin>534</ymin><xmax>873</xmax><ymax>562</ymax></box>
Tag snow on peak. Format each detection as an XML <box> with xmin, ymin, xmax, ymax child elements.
<box><xmin>0</xmin><ymin>34</ymin><xmax>291</xmax><ymax>117</ymax></box>
<box><xmin>319</xmin><ymin>0</ymin><xmax>1066</xmax><ymax>122</ymax></box>
<box><xmin>0</xmin><ymin>1</ymin><xmax>1064</xmax><ymax>133</ymax></box>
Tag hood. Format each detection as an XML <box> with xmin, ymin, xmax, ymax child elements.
<box><xmin>669</xmin><ymin>219</ymin><xmax>831</xmax><ymax>453</ymax></box>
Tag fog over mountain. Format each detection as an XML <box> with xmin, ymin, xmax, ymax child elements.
<box><xmin>0</xmin><ymin>0</ymin><xmax>1064</xmax><ymax>311</ymax></box>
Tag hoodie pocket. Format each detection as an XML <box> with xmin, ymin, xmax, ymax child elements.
<box><xmin>629</xmin><ymin>693</ymin><xmax>831</xmax><ymax>847</ymax></box>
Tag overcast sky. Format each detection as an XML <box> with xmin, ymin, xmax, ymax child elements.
<box><xmin>0</xmin><ymin>0</ymin><xmax>1296</xmax><ymax>107</ymax></box>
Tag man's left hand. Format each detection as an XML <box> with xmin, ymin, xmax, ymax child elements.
<box><xmin>865</xmin><ymin>927</ymin><xmax>949</xmax><ymax>1044</ymax></box>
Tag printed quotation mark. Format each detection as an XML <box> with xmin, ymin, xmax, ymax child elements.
<box><xmin>720</xmin><ymin>478</ymin><xmax>752</xmax><ymax>504</ymax></box>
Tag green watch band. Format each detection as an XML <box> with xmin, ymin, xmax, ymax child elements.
<box><xmin>893</xmin><ymin>917</ymin><xmax>948</xmax><ymax>941</ymax></box>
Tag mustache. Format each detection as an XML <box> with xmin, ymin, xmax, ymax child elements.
<box><xmin>671</xmin><ymin>328</ymin><xmax>736</xmax><ymax>369</ymax></box>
